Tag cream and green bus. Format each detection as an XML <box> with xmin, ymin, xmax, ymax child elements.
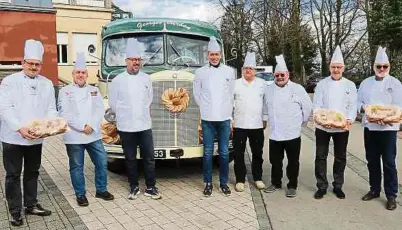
<box><xmin>95</xmin><ymin>18</ymin><xmax>234</xmax><ymax>171</ymax></box>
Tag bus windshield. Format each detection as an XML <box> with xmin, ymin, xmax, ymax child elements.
<box><xmin>105</xmin><ymin>34</ymin><xmax>164</xmax><ymax>67</ymax></box>
<box><xmin>167</xmin><ymin>34</ymin><xmax>209</xmax><ymax>67</ymax></box>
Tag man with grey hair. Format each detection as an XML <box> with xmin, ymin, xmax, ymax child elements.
<box><xmin>263</xmin><ymin>54</ymin><xmax>312</xmax><ymax>197</ymax></box>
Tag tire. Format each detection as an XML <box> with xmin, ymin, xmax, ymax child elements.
<box><xmin>107</xmin><ymin>158</ymin><xmax>126</xmax><ymax>174</ymax></box>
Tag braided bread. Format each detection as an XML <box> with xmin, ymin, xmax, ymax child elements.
<box><xmin>28</xmin><ymin>118</ymin><xmax>69</xmax><ymax>138</ymax></box>
<box><xmin>101</xmin><ymin>122</ymin><xmax>120</xmax><ymax>144</ymax></box>
<box><xmin>313</xmin><ymin>109</ymin><xmax>347</xmax><ymax>129</ymax></box>
<box><xmin>161</xmin><ymin>88</ymin><xmax>190</xmax><ymax>113</ymax></box>
<box><xmin>365</xmin><ymin>105</ymin><xmax>402</xmax><ymax>123</ymax></box>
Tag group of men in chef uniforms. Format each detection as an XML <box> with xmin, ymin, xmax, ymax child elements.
<box><xmin>0</xmin><ymin>37</ymin><xmax>400</xmax><ymax>226</ymax></box>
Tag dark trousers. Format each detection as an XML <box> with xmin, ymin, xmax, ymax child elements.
<box><xmin>119</xmin><ymin>129</ymin><xmax>156</xmax><ymax>189</ymax></box>
<box><xmin>364</xmin><ymin>128</ymin><xmax>398</xmax><ymax>198</ymax></box>
<box><xmin>269</xmin><ymin>137</ymin><xmax>301</xmax><ymax>189</ymax></box>
<box><xmin>233</xmin><ymin>128</ymin><xmax>264</xmax><ymax>183</ymax></box>
<box><xmin>315</xmin><ymin>128</ymin><xmax>349</xmax><ymax>190</ymax></box>
<box><xmin>2</xmin><ymin>142</ymin><xmax>42</xmax><ymax>214</ymax></box>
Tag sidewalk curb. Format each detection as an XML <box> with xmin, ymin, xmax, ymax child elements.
<box><xmin>245</xmin><ymin>145</ymin><xmax>273</xmax><ymax>230</ymax></box>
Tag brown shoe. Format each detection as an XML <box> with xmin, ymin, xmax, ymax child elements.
<box><xmin>361</xmin><ymin>191</ymin><xmax>380</xmax><ymax>201</ymax></box>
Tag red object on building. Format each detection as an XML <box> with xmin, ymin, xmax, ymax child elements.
<box><xmin>0</xmin><ymin>3</ymin><xmax>58</xmax><ymax>85</ymax></box>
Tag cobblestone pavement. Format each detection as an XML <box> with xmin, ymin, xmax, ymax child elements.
<box><xmin>0</xmin><ymin>136</ymin><xmax>262</xmax><ymax>230</ymax></box>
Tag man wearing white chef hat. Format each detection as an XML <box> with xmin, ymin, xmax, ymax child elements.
<box><xmin>357</xmin><ymin>46</ymin><xmax>402</xmax><ymax>210</ymax></box>
<box><xmin>0</xmin><ymin>39</ymin><xmax>57</xmax><ymax>226</ymax></box>
<box><xmin>194</xmin><ymin>36</ymin><xmax>236</xmax><ymax>197</ymax></box>
<box><xmin>232</xmin><ymin>52</ymin><xmax>267</xmax><ymax>193</ymax></box>
<box><xmin>312</xmin><ymin>45</ymin><xmax>357</xmax><ymax>200</ymax></box>
<box><xmin>58</xmin><ymin>52</ymin><xmax>114</xmax><ymax>207</ymax></box>
<box><xmin>263</xmin><ymin>54</ymin><xmax>312</xmax><ymax>198</ymax></box>
<box><xmin>108</xmin><ymin>38</ymin><xmax>161</xmax><ymax>200</ymax></box>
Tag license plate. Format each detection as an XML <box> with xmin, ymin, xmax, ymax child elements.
<box><xmin>154</xmin><ymin>149</ymin><xmax>166</xmax><ymax>159</ymax></box>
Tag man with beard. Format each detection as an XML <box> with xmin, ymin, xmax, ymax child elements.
<box><xmin>58</xmin><ymin>52</ymin><xmax>114</xmax><ymax>206</ymax></box>
<box><xmin>358</xmin><ymin>47</ymin><xmax>402</xmax><ymax>210</ymax></box>
<box><xmin>193</xmin><ymin>36</ymin><xmax>236</xmax><ymax>197</ymax></box>
<box><xmin>109</xmin><ymin>38</ymin><xmax>161</xmax><ymax>200</ymax></box>
<box><xmin>232</xmin><ymin>52</ymin><xmax>267</xmax><ymax>192</ymax></box>
<box><xmin>263</xmin><ymin>55</ymin><xmax>312</xmax><ymax>197</ymax></box>
<box><xmin>0</xmin><ymin>40</ymin><xmax>56</xmax><ymax>226</ymax></box>
<box><xmin>312</xmin><ymin>46</ymin><xmax>357</xmax><ymax>199</ymax></box>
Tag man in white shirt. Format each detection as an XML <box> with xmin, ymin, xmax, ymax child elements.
<box><xmin>58</xmin><ymin>53</ymin><xmax>114</xmax><ymax>207</ymax></box>
<box><xmin>358</xmin><ymin>47</ymin><xmax>402</xmax><ymax>210</ymax></box>
<box><xmin>0</xmin><ymin>40</ymin><xmax>56</xmax><ymax>226</ymax></box>
<box><xmin>232</xmin><ymin>52</ymin><xmax>267</xmax><ymax>192</ymax></box>
<box><xmin>263</xmin><ymin>55</ymin><xmax>312</xmax><ymax>197</ymax></box>
<box><xmin>193</xmin><ymin>36</ymin><xmax>236</xmax><ymax>197</ymax></box>
<box><xmin>313</xmin><ymin>46</ymin><xmax>357</xmax><ymax>199</ymax></box>
<box><xmin>108</xmin><ymin>38</ymin><xmax>161</xmax><ymax>200</ymax></box>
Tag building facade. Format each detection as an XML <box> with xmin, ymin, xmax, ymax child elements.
<box><xmin>0</xmin><ymin>0</ymin><xmax>58</xmax><ymax>85</ymax></box>
<box><xmin>52</xmin><ymin>0</ymin><xmax>113</xmax><ymax>85</ymax></box>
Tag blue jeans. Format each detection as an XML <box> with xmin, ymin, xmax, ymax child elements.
<box><xmin>364</xmin><ymin>128</ymin><xmax>398</xmax><ymax>198</ymax></box>
<box><xmin>202</xmin><ymin>120</ymin><xmax>231</xmax><ymax>185</ymax></box>
<box><xmin>65</xmin><ymin>140</ymin><xmax>108</xmax><ymax>196</ymax></box>
<box><xmin>118</xmin><ymin>129</ymin><xmax>156</xmax><ymax>189</ymax></box>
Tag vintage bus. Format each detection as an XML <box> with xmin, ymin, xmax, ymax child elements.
<box><xmin>94</xmin><ymin>18</ymin><xmax>235</xmax><ymax>171</ymax></box>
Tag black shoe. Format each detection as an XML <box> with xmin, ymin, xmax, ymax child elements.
<box><xmin>314</xmin><ymin>189</ymin><xmax>327</xmax><ymax>199</ymax></box>
<box><xmin>361</xmin><ymin>191</ymin><xmax>380</xmax><ymax>201</ymax></box>
<box><xmin>10</xmin><ymin>212</ymin><xmax>23</xmax><ymax>227</ymax></box>
<box><xmin>25</xmin><ymin>204</ymin><xmax>52</xmax><ymax>216</ymax></box>
<box><xmin>386</xmin><ymin>197</ymin><xmax>397</xmax><ymax>210</ymax></box>
<box><xmin>76</xmin><ymin>196</ymin><xmax>89</xmax><ymax>206</ymax></box>
<box><xmin>333</xmin><ymin>188</ymin><xmax>346</xmax><ymax>199</ymax></box>
<box><xmin>95</xmin><ymin>191</ymin><xmax>114</xmax><ymax>201</ymax></box>
<box><xmin>220</xmin><ymin>184</ymin><xmax>231</xmax><ymax>196</ymax></box>
<box><xmin>203</xmin><ymin>183</ymin><xmax>213</xmax><ymax>197</ymax></box>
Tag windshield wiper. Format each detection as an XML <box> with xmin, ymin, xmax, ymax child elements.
<box><xmin>142</xmin><ymin>45</ymin><xmax>162</xmax><ymax>65</ymax></box>
<box><xmin>169</xmin><ymin>39</ymin><xmax>181</xmax><ymax>57</ymax></box>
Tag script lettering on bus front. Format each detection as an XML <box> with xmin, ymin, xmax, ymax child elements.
<box><xmin>137</xmin><ymin>22</ymin><xmax>191</xmax><ymax>30</ymax></box>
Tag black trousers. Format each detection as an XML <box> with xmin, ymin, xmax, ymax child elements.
<box><xmin>233</xmin><ymin>128</ymin><xmax>264</xmax><ymax>183</ymax></box>
<box><xmin>2</xmin><ymin>142</ymin><xmax>42</xmax><ymax>214</ymax></box>
<box><xmin>315</xmin><ymin>128</ymin><xmax>349</xmax><ymax>190</ymax></box>
<box><xmin>119</xmin><ymin>129</ymin><xmax>156</xmax><ymax>189</ymax></box>
<box><xmin>364</xmin><ymin>128</ymin><xmax>398</xmax><ymax>198</ymax></box>
<box><xmin>269</xmin><ymin>137</ymin><xmax>301</xmax><ymax>189</ymax></box>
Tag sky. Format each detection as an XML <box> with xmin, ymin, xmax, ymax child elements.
<box><xmin>113</xmin><ymin>0</ymin><xmax>224</xmax><ymax>25</ymax></box>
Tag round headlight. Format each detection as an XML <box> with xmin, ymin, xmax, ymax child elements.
<box><xmin>104</xmin><ymin>108</ymin><xmax>116</xmax><ymax>123</ymax></box>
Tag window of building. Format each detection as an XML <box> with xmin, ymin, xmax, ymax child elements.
<box><xmin>72</xmin><ymin>33</ymin><xmax>98</xmax><ymax>64</ymax></box>
<box><xmin>57</xmin><ymin>33</ymin><xmax>68</xmax><ymax>64</ymax></box>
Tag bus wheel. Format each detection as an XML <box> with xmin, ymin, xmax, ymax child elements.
<box><xmin>107</xmin><ymin>158</ymin><xmax>125</xmax><ymax>174</ymax></box>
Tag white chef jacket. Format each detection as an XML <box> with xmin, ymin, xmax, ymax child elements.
<box><xmin>233</xmin><ymin>77</ymin><xmax>267</xmax><ymax>129</ymax></box>
<box><xmin>264</xmin><ymin>81</ymin><xmax>312</xmax><ymax>141</ymax></box>
<box><xmin>193</xmin><ymin>64</ymin><xmax>236</xmax><ymax>121</ymax></box>
<box><xmin>108</xmin><ymin>70</ymin><xmax>152</xmax><ymax>132</ymax></box>
<box><xmin>357</xmin><ymin>75</ymin><xmax>402</xmax><ymax>131</ymax></box>
<box><xmin>313</xmin><ymin>76</ymin><xmax>357</xmax><ymax>133</ymax></box>
<box><xmin>0</xmin><ymin>71</ymin><xmax>57</xmax><ymax>145</ymax></box>
<box><xmin>58</xmin><ymin>84</ymin><xmax>105</xmax><ymax>144</ymax></box>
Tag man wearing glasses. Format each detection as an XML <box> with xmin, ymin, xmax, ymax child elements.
<box><xmin>263</xmin><ymin>55</ymin><xmax>312</xmax><ymax>197</ymax></box>
<box><xmin>313</xmin><ymin>46</ymin><xmax>358</xmax><ymax>200</ymax></box>
<box><xmin>108</xmin><ymin>38</ymin><xmax>161</xmax><ymax>200</ymax></box>
<box><xmin>0</xmin><ymin>40</ymin><xmax>57</xmax><ymax>226</ymax></box>
<box><xmin>357</xmin><ymin>47</ymin><xmax>402</xmax><ymax>210</ymax></box>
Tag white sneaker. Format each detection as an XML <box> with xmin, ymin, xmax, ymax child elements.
<box><xmin>255</xmin><ymin>181</ymin><xmax>266</xmax><ymax>190</ymax></box>
<box><xmin>235</xmin><ymin>183</ymin><xmax>245</xmax><ymax>192</ymax></box>
<box><xmin>128</xmin><ymin>187</ymin><xmax>140</xmax><ymax>200</ymax></box>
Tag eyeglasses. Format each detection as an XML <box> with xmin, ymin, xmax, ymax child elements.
<box><xmin>24</xmin><ymin>61</ymin><xmax>42</xmax><ymax>67</ymax></box>
<box><xmin>376</xmin><ymin>65</ymin><xmax>389</xmax><ymax>70</ymax></box>
<box><xmin>127</xmin><ymin>58</ymin><xmax>142</xmax><ymax>62</ymax></box>
<box><xmin>274</xmin><ymin>73</ymin><xmax>286</xmax><ymax>78</ymax></box>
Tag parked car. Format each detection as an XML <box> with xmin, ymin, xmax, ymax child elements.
<box><xmin>305</xmin><ymin>75</ymin><xmax>325</xmax><ymax>93</ymax></box>
<box><xmin>255</xmin><ymin>72</ymin><xmax>274</xmax><ymax>85</ymax></box>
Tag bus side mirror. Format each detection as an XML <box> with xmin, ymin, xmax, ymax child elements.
<box><xmin>88</xmin><ymin>44</ymin><xmax>96</xmax><ymax>54</ymax></box>
<box><xmin>226</xmin><ymin>48</ymin><xmax>238</xmax><ymax>62</ymax></box>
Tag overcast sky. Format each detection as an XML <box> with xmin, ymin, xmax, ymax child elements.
<box><xmin>113</xmin><ymin>0</ymin><xmax>223</xmax><ymax>25</ymax></box>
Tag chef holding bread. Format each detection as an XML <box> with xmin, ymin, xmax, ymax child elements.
<box><xmin>312</xmin><ymin>45</ymin><xmax>357</xmax><ymax>200</ymax></box>
<box><xmin>357</xmin><ymin>46</ymin><xmax>402</xmax><ymax>210</ymax></box>
<box><xmin>58</xmin><ymin>52</ymin><xmax>114</xmax><ymax>207</ymax></box>
<box><xmin>0</xmin><ymin>39</ymin><xmax>57</xmax><ymax>226</ymax></box>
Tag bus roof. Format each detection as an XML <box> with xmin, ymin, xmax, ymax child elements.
<box><xmin>102</xmin><ymin>17</ymin><xmax>222</xmax><ymax>40</ymax></box>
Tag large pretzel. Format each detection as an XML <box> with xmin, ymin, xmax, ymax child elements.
<box><xmin>313</xmin><ymin>109</ymin><xmax>347</xmax><ymax>129</ymax></box>
<box><xmin>161</xmin><ymin>88</ymin><xmax>190</xmax><ymax>113</ymax></box>
<box><xmin>365</xmin><ymin>105</ymin><xmax>402</xmax><ymax>123</ymax></box>
<box><xmin>101</xmin><ymin>122</ymin><xmax>120</xmax><ymax>144</ymax></box>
